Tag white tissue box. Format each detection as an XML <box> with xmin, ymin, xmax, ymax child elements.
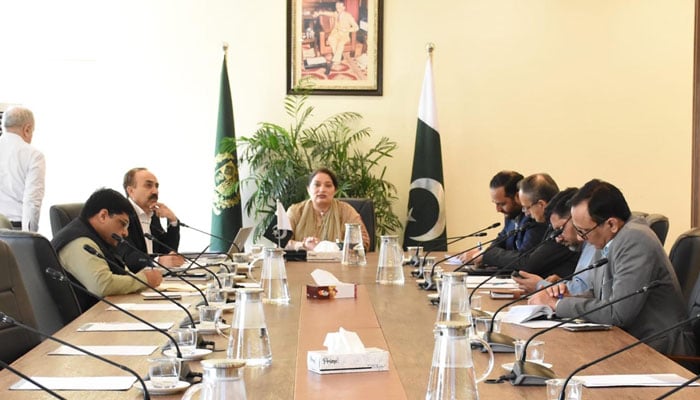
<box><xmin>306</xmin><ymin>283</ymin><xmax>357</xmax><ymax>299</ymax></box>
<box><xmin>307</xmin><ymin>348</ymin><xmax>389</xmax><ymax>374</ymax></box>
<box><xmin>307</xmin><ymin>251</ymin><xmax>342</xmax><ymax>262</ymax></box>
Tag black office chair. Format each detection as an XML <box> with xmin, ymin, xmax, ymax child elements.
<box><xmin>669</xmin><ymin>228</ymin><xmax>700</xmax><ymax>305</ymax></box>
<box><xmin>0</xmin><ymin>230</ymin><xmax>82</xmax><ymax>335</ymax></box>
<box><xmin>0</xmin><ymin>240</ymin><xmax>42</xmax><ymax>365</ymax></box>
<box><xmin>49</xmin><ymin>203</ymin><xmax>84</xmax><ymax>236</ymax></box>
<box><xmin>338</xmin><ymin>198</ymin><xmax>376</xmax><ymax>251</ymax></box>
<box><xmin>631</xmin><ymin>211</ymin><xmax>670</xmax><ymax>246</ymax></box>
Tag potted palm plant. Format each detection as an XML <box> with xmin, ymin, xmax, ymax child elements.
<box><xmin>219</xmin><ymin>92</ymin><xmax>401</xmax><ymax>240</ymax></box>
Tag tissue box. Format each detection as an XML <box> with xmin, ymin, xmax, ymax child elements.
<box><xmin>307</xmin><ymin>251</ymin><xmax>342</xmax><ymax>262</ymax></box>
<box><xmin>306</xmin><ymin>283</ymin><xmax>357</xmax><ymax>299</ymax></box>
<box><xmin>307</xmin><ymin>348</ymin><xmax>389</xmax><ymax>374</ymax></box>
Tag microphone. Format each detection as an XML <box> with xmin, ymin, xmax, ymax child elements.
<box><xmin>484</xmin><ymin>257</ymin><xmax>609</xmax><ymax>352</ymax></box>
<box><xmin>143</xmin><ymin>232</ymin><xmax>225</xmax><ymax>286</ymax></box>
<box><xmin>510</xmin><ymin>281</ymin><xmax>661</xmax><ymax>386</ymax></box>
<box><xmin>420</xmin><ymin>221</ymin><xmax>501</xmax><ymax>266</ymax></box>
<box><xmin>44</xmin><ymin>267</ymin><xmax>183</xmax><ymax>359</ymax></box>
<box><xmin>421</xmin><ymin>235</ymin><xmax>504</xmax><ymax>291</ymax></box>
<box><xmin>0</xmin><ymin>312</ymin><xmax>150</xmax><ymax>400</ymax></box>
<box><xmin>453</xmin><ymin>220</ymin><xmax>539</xmax><ymax>274</ymax></box>
<box><xmin>467</xmin><ymin>226</ymin><xmax>563</xmax><ymax>318</ymax></box>
<box><xmin>655</xmin><ymin>370</ymin><xmax>700</xmax><ymax>399</ymax></box>
<box><xmin>0</xmin><ymin>359</ymin><xmax>65</xmax><ymax>399</ymax></box>
<box><xmin>83</xmin><ymin>244</ymin><xmax>199</xmax><ymax>327</ymax></box>
<box><xmin>178</xmin><ymin>221</ymin><xmax>241</xmax><ymax>253</ymax></box>
<box><xmin>108</xmin><ymin>234</ymin><xmax>210</xmax><ymax>306</ymax></box>
<box><xmin>560</xmin><ymin>312</ymin><xmax>700</xmax><ymax>399</ymax></box>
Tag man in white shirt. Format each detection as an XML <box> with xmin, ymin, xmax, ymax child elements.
<box><xmin>0</xmin><ymin>106</ymin><xmax>45</xmax><ymax>231</ymax></box>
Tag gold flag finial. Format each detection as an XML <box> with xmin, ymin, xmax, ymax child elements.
<box><xmin>426</xmin><ymin>43</ymin><xmax>435</xmax><ymax>54</ymax></box>
<box><xmin>222</xmin><ymin>42</ymin><xmax>229</xmax><ymax>54</ymax></box>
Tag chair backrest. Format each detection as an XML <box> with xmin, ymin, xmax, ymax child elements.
<box><xmin>631</xmin><ymin>211</ymin><xmax>670</xmax><ymax>246</ymax></box>
<box><xmin>669</xmin><ymin>227</ymin><xmax>700</xmax><ymax>305</ymax></box>
<box><xmin>0</xmin><ymin>240</ymin><xmax>41</xmax><ymax>364</ymax></box>
<box><xmin>0</xmin><ymin>230</ymin><xmax>82</xmax><ymax>335</ymax></box>
<box><xmin>49</xmin><ymin>203</ymin><xmax>84</xmax><ymax>236</ymax></box>
<box><xmin>0</xmin><ymin>214</ymin><xmax>12</xmax><ymax>229</ymax></box>
<box><xmin>338</xmin><ymin>198</ymin><xmax>376</xmax><ymax>251</ymax></box>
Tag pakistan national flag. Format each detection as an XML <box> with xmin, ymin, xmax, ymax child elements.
<box><xmin>403</xmin><ymin>53</ymin><xmax>447</xmax><ymax>251</ymax></box>
<box><xmin>211</xmin><ymin>50</ymin><xmax>243</xmax><ymax>252</ymax></box>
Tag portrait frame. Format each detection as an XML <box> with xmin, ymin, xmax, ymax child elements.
<box><xmin>287</xmin><ymin>0</ymin><xmax>383</xmax><ymax>96</ymax></box>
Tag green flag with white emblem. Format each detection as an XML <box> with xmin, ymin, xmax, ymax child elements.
<box><xmin>211</xmin><ymin>50</ymin><xmax>243</xmax><ymax>252</ymax></box>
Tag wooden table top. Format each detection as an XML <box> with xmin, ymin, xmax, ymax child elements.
<box><xmin>1</xmin><ymin>253</ymin><xmax>698</xmax><ymax>399</ymax></box>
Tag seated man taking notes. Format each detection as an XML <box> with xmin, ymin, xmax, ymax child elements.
<box><xmin>529</xmin><ymin>179</ymin><xmax>694</xmax><ymax>356</ymax></box>
<box><xmin>51</xmin><ymin>188</ymin><xmax>163</xmax><ymax>310</ymax></box>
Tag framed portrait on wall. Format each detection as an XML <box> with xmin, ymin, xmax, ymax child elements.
<box><xmin>287</xmin><ymin>0</ymin><xmax>383</xmax><ymax>96</ymax></box>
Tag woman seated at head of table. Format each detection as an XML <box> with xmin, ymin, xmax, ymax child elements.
<box><xmin>285</xmin><ymin>168</ymin><xmax>370</xmax><ymax>251</ymax></box>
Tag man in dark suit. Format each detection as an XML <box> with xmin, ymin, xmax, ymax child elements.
<box><xmin>123</xmin><ymin>168</ymin><xmax>182</xmax><ymax>270</ymax></box>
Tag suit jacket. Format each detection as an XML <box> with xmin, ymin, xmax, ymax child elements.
<box><xmin>556</xmin><ymin>218</ymin><xmax>695</xmax><ymax>356</ymax></box>
<box><xmin>125</xmin><ymin>211</ymin><xmax>180</xmax><ymax>272</ymax></box>
<box><xmin>481</xmin><ymin>215</ymin><xmax>548</xmax><ymax>268</ymax></box>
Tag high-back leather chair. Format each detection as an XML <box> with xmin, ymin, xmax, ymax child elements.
<box><xmin>0</xmin><ymin>230</ymin><xmax>82</xmax><ymax>335</ymax></box>
<box><xmin>49</xmin><ymin>203</ymin><xmax>84</xmax><ymax>236</ymax></box>
<box><xmin>631</xmin><ymin>211</ymin><xmax>670</xmax><ymax>246</ymax></box>
<box><xmin>0</xmin><ymin>214</ymin><xmax>12</xmax><ymax>229</ymax></box>
<box><xmin>669</xmin><ymin>228</ymin><xmax>700</xmax><ymax>305</ymax></box>
<box><xmin>0</xmin><ymin>240</ymin><xmax>41</xmax><ymax>364</ymax></box>
<box><xmin>338</xmin><ymin>198</ymin><xmax>376</xmax><ymax>251</ymax></box>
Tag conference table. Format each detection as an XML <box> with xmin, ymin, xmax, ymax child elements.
<box><xmin>0</xmin><ymin>253</ymin><xmax>698</xmax><ymax>399</ymax></box>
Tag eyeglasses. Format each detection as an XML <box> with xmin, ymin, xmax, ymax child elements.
<box><xmin>551</xmin><ymin>216</ymin><xmax>571</xmax><ymax>232</ymax></box>
<box><xmin>573</xmin><ymin>222</ymin><xmax>601</xmax><ymax>240</ymax></box>
<box><xmin>522</xmin><ymin>200</ymin><xmax>541</xmax><ymax>213</ymax></box>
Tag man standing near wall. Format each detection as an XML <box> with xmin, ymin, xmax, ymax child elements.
<box><xmin>0</xmin><ymin>106</ymin><xmax>45</xmax><ymax>231</ymax></box>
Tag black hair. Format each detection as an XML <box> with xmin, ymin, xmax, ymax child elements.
<box><xmin>489</xmin><ymin>170</ymin><xmax>523</xmax><ymax>198</ymax></box>
<box><xmin>80</xmin><ymin>188</ymin><xmax>133</xmax><ymax>219</ymax></box>
<box><xmin>570</xmin><ymin>179</ymin><xmax>631</xmax><ymax>223</ymax></box>
<box><xmin>544</xmin><ymin>187</ymin><xmax>578</xmax><ymax>221</ymax></box>
<box><xmin>308</xmin><ymin>168</ymin><xmax>339</xmax><ymax>189</ymax></box>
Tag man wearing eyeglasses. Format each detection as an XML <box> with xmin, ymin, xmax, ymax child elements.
<box><xmin>52</xmin><ymin>188</ymin><xmax>163</xmax><ymax>310</ymax></box>
<box><xmin>529</xmin><ymin>179</ymin><xmax>693</xmax><ymax>356</ymax></box>
<box><xmin>513</xmin><ymin>187</ymin><xmax>602</xmax><ymax>293</ymax></box>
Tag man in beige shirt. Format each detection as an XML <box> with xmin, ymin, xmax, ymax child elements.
<box><xmin>51</xmin><ymin>188</ymin><xmax>162</xmax><ymax>310</ymax></box>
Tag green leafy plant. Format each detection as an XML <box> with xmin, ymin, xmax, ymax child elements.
<box><xmin>219</xmin><ymin>92</ymin><xmax>402</xmax><ymax>240</ymax></box>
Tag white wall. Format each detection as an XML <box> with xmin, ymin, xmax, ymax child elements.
<box><xmin>0</xmin><ymin>0</ymin><xmax>694</xmax><ymax>251</ymax></box>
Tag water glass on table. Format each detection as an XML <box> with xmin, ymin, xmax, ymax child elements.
<box><xmin>546</xmin><ymin>378</ymin><xmax>583</xmax><ymax>400</ymax></box>
<box><xmin>513</xmin><ymin>339</ymin><xmax>545</xmax><ymax>364</ymax></box>
<box><xmin>170</xmin><ymin>327</ymin><xmax>197</xmax><ymax>355</ymax></box>
<box><xmin>148</xmin><ymin>357</ymin><xmax>181</xmax><ymax>388</ymax></box>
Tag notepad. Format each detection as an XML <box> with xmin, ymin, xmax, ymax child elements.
<box><xmin>77</xmin><ymin>322</ymin><xmax>173</xmax><ymax>332</ymax></box>
<box><xmin>577</xmin><ymin>373</ymin><xmax>700</xmax><ymax>387</ymax></box>
<box><xmin>49</xmin><ymin>345</ymin><xmax>158</xmax><ymax>356</ymax></box>
<box><xmin>107</xmin><ymin>303</ymin><xmax>188</xmax><ymax>311</ymax></box>
<box><xmin>11</xmin><ymin>376</ymin><xmax>137</xmax><ymax>391</ymax></box>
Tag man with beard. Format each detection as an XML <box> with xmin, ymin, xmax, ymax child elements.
<box><xmin>460</xmin><ymin>170</ymin><xmax>545</xmax><ymax>265</ymax></box>
<box><xmin>513</xmin><ymin>187</ymin><xmax>603</xmax><ymax>293</ymax></box>
<box><xmin>122</xmin><ymin>168</ymin><xmax>182</xmax><ymax>270</ymax></box>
